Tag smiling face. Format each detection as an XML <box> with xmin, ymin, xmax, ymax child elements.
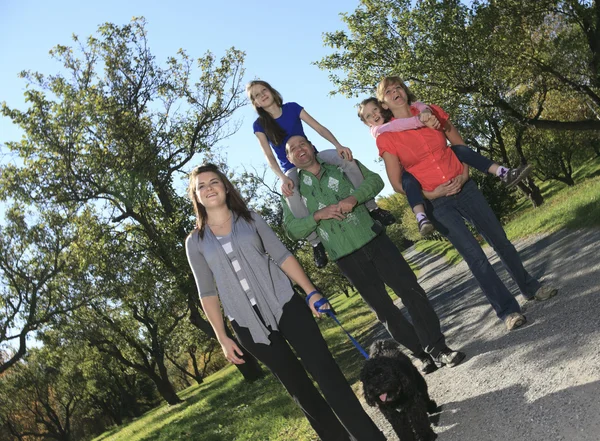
<box><xmin>286</xmin><ymin>136</ymin><xmax>316</xmax><ymax>169</ymax></box>
<box><xmin>381</xmin><ymin>83</ymin><xmax>409</xmax><ymax>111</ymax></box>
<box><xmin>194</xmin><ymin>171</ymin><xmax>227</xmax><ymax>209</ymax></box>
<box><xmin>361</xmin><ymin>101</ymin><xmax>386</xmax><ymax>127</ymax></box>
<box><xmin>249</xmin><ymin>84</ymin><xmax>275</xmax><ymax>109</ymax></box>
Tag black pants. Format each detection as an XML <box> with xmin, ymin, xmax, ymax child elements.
<box><xmin>336</xmin><ymin>233</ymin><xmax>446</xmax><ymax>357</ymax></box>
<box><xmin>232</xmin><ymin>294</ymin><xmax>385</xmax><ymax>441</ymax></box>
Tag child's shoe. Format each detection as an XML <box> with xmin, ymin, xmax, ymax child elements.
<box><xmin>502</xmin><ymin>164</ymin><xmax>532</xmax><ymax>189</ymax></box>
<box><xmin>370</xmin><ymin>208</ymin><xmax>396</xmax><ymax>226</ymax></box>
<box><xmin>312</xmin><ymin>243</ymin><xmax>328</xmax><ymax>269</ymax></box>
<box><xmin>418</xmin><ymin>217</ymin><xmax>435</xmax><ymax>236</ymax></box>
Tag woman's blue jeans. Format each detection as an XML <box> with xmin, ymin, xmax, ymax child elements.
<box><xmin>426</xmin><ymin>180</ymin><xmax>540</xmax><ymax>320</ymax></box>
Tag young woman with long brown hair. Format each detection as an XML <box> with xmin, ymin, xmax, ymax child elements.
<box><xmin>185</xmin><ymin>163</ymin><xmax>386</xmax><ymax>441</ymax></box>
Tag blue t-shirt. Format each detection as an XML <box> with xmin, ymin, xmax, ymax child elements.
<box><xmin>253</xmin><ymin>102</ymin><xmax>316</xmax><ymax>172</ymax></box>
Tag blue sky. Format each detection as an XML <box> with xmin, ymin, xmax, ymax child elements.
<box><xmin>0</xmin><ymin>0</ymin><xmax>395</xmax><ymax>196</ymax></box>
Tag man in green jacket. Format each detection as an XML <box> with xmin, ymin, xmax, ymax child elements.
<box><xmin>282</xmin><ymin>135</ymin><xmax>465</xmax><ymax>372</ymax></box>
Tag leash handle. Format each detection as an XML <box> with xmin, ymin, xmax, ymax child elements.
<box><xmin>313</xmin><ymin>297</ymin><xmax>330</xmax><ymax>313</ymax></box>
<box><xmin>305</xmin><ymin>290</ymin><xmax>320</xmax><ymax>304</ymax></box>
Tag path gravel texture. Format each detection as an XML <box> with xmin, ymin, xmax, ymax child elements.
<box><xmin>359</xmin><ymin>228</ymin><xmax>600</xmax><ymax>441</ymax></box>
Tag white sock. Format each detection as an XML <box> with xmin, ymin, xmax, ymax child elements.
<box><xmin>495</xmin><ymin>166</ymin><xmax>509</xmax><ymax>178</ymax></box>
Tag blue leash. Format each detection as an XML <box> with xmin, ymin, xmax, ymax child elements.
<box><xmin>307</xmin><ymin>292</ymin><xmax>370</xmax><ymax>360</ymax></box>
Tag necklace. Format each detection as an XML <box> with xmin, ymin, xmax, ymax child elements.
<box><xmin>207</xmin><ymin>213</ymin><xmax>232</xmax><ymax>227</ymax></box>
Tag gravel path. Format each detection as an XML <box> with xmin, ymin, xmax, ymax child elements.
<box><xmin>359</xmin><ymin>228</ymin><xmax>600</xmax><ymax>441</ymax></box>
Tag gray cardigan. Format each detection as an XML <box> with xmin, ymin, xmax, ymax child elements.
<box><xmin>185</xmin><ymin>212</ymin><xmax>295</xmax><ymax>345</ymax></box>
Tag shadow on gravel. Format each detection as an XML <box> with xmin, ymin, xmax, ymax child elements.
<box><xmin>407</xmin><ymin>229</ymin><xmax>600</xmax><ymax>343</ymax></box>
<box><xmin>438</xmin><ymin>381</ymin><xmax>600</xmax><ymax>441</ymax></box>
<box><xmin>459</xmin><ymin>284</ymin><xmax>599</xmax><ymax>369</ymax></box>
<box><xmin>408</xmin><ymin>250</ymin><xmax>443</xmax><ymax>273</ymax></box>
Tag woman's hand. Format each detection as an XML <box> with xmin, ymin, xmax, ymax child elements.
<box><xmin>307</xmin><ymin>292</ymin><xmax>330</xmax><ymax>318</ymax></box>
<box><xmin>425</xmin><ymin>174</ymin><xmax>467</xmax><ymax>200</ymax></box>
<box><xmin>337</xmin><ymin>146</ymin><xmax>353</xmax><ymax>161</ymax></box>
<box><xmin>218</xmin><ymin>337</ymin><xmax>245</xmax><ymax>364</ymax></box>
<box><xmin>280</xmin><ymin>176</ymin><xmax>295</xmax><ymax>197</ymax></box>
<box><xmin>424</xmin><ymin>181</ymin><xmax>454</xmax><ymax>200</ymax></box>
<box><xmin>445</xmin><ymin>173</ymin><xmax>467</xmax><ymax>195</ymax></box>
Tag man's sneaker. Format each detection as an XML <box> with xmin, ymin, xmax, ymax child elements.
<box><xmin>370</xmin><ymin>208</ymin><xmax>396</xmax><ymax>226</ymax></box>
<box><xmin>504</xmin><ymin>312</ymin><xmax>526</xmax><ymax>331</ymax></box>
<box><xmin>312</xmin><ymin>243</ymin><xmax>328</xmax><ymax>269</ymax></box>
<box><xmin>416</xmin><ymin>353</ymin><xmax>438</xmax><ymax>375</ymax></box>
<box><xmin>502</xmin><ymin>164</ymin><xmax>533</xmax><ymax>189</ymax></box>
<box><xmin>533</xmin><ymin>285</ymin><xmax>558</xmax><ymax>301</ymax></box>
<box><xmin>418</xmin><ymin>218</ymin><xmax>435</xmax><ymax>237</ymax></box>
<box><xmin>433</xmin><ymin>348</ymin><xmax>466</xmax><ymax>368</ymax></box>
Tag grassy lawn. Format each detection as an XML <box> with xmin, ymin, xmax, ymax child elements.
<box><xmin>92</xmin><ymin>293</ymin><xmax>381</xmax><ymax>441</ymax></box>
<box><xmin>416</xmin><ymin>157</ymin><xmax>600</xmax><ymax>265</ymax></box>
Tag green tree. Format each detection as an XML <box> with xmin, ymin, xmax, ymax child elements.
<box><xmin>317</xmin><ymin>0</ymin><xmax>600</xmax><ymax>207</ymax></box>
<box><xmin>41</xmin><ymin>329</ymin><xmax>158</xmax><ymax>429</ymax></box>
<box><xmin>0</xmin><ymin>205</ymin><xmax>92</xmax><ymax>374</ymax></box>
<box><xmin>52</xmin><ymin>222</ymin><xmax>190</xmax><ymax>405</ymax></box>
<box><xmin>318</xmin><ymin>0</ymin><xmax>599</xmax><ymax>129</ymax></box>
<box><xmin>377</xmin><ymin>193</ymin><xmax>418</xmax><ymax>246</ymax></box>
<box><xmin>165</xmin><ymin>319</ymin><xmax>223</xmax><ymax>386</ymax></box>
<box><xmin>523</xmin><ymin>89</ymin><xmax>600</xmax><ymax>185</ymax></box>
<box><xmin>0</xmin><ymin>348</ymin><xmax>87</xmax><ymax>441</ymax></box>
<box><xmin>1</xmin><ymin>18</ymin><xmax>263</xmax><ymax>382</ymax></box>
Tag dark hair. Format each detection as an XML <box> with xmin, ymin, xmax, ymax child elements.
<box><xmin>357</xmin><ymin>97</ymin><xmax>394</xmax><ymax>124</ymax></box>
<box><xmin>246</xmin><ymin>80</ymin><xmax>287</xmax><ymax>146</ymax></box>
<box><xmin>188</xmin><ymin>163</ymin><xmax>252</xmax><ymax>238</ymax></box>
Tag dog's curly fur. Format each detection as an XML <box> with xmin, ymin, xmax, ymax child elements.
<box><xmin>360</xmin><ymin>340</ymin><xmax>439</xmax><ymax>441</ymax></box>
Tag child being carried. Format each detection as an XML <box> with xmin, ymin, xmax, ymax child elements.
<box><xmin>358</xmin><ymin>98</ymin><xmax>531</xmax><ymax>236</ymax></box>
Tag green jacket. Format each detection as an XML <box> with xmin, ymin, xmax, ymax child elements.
<box><xmin>282</xmin><ymin>160</ymin><xmax>384</xmax><ymax>261</ymax></box>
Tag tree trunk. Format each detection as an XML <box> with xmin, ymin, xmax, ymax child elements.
<box><xmin>151</xmin><ymin>372</ymin><xmax>182</xmax><ymax>405</ymax></box>
<box><xmin>517</xmin><ymin>179</ymin><xmax>544</xmax><ymax>207</ymax></box>
<box><xmin>189</xmin><ymin>349</ymin><xmax>204</xmax><ymax>384</ymax></box>
<box><xmin>97</xmin><ymin>399</ymin><xmax>123</xmax><ymax>426</ymax></box>
<box><xmin>112</xmin><ymin>408</ymin><xmax>124</xmax><ymax>426</ymax></box>
<box><xmin>511</xmin><ymin>128</ymin><xmax>544</xmax><ymax>207</ymax></box>
<box><xmin>154</xmin><ymin>355</ymin><xmax>183</xmax><ymax>405</ymax></box>
<box><xmin>554</xmin><ymin>175</ymin><xmax>575</xmax><ymax>186</ymax></box>
<box><xmin>119</xmin><ymin>375</ymin><xmax>142</xmax><ymax>417</ymax></box>
<box><xmin>179</xmin><ymin>373</ymin><xmax>192</xmax><ymax>388</ymax></box>
<box><xmin>559</xmin><ymin>155</ymin><xmax>575</xmax><ymax>186</ymax></box>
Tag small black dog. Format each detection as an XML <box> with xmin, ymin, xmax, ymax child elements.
<box><xmin>360</xmin><ymin>340</ymin><xmax>439</xmax><ymax>441</ymax></box>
